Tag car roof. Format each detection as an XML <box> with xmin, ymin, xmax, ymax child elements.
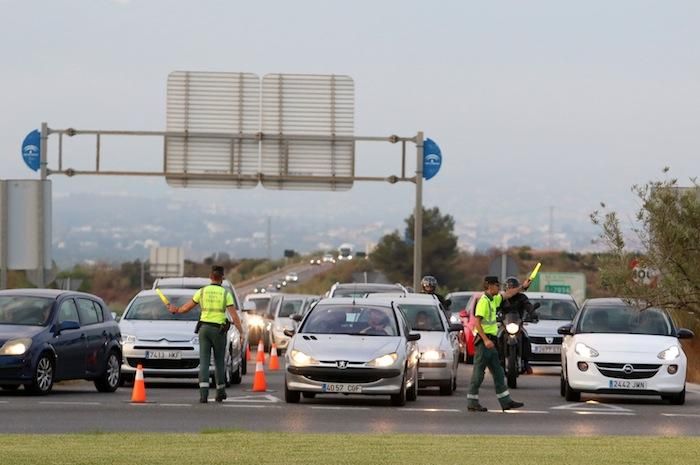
<box><xmin>153</xmin><ymin>277</ymin><xmax>234</xmax><ymax>289</ymax></box>
<box><xmin>366</xmin><ymin>293</ymin><xmax>439</xmax><ymax>302</ymax></box>
<box><xmin>134</xmin><ymin>288</ymin><xmax>197</xmax><ymax>298</ymax></box>
<box><xmin>524</xmin><ymin>292</ymin><xmax>576</xmax><ymax>301</ymax></box>
<box><xmin>0</xmin><ymin>288</ymin><xmax>101</xmax><ymax>300</ymax></box>
<box><xmin>315</xmin><ymin>297</ymin><xmax>394</xmax><ymax>307</ymax></box>
<box><xmin>446</xmin><ymin>291</ymin><xmax>477</xmax><ymax>297</ymax></box>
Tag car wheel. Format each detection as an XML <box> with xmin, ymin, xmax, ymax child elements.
<box><xmin>302</xmin><ymin>392</ymin><xmax>316</xmax><ymax>399</ymax></box>
<box><xmin>94</xmin><ymin>351</ymin><xmax>121</xmax><ymax>393</ymax></box>
<box><xmin>390</xmin><ymin>372</ymin><xmax>407</xmax><ymax>407</ymax></box>
<box><xmin>564</xmin><ymin>373</ymin><xmax>581</xmax><ymax>402</ymax></box>
<box><xmin>452</xmin><ymin>374</ymin><xmax>458</xmax><ymax>392</ymax></box>
<box><xmin>664</xmin><ymin>388</ymin><xmax>685</xmax><ymax>405</ymax></box>
<box><xmin>241</xmin><ymin>352</ymin><xmax>248</xmax><ymax>375</ymax></box>
<box><xmin>27</xmin><ymin>354</ymin><xmax>54</xmax><ymax>395</ymax></box>
<box><xmin>439</xmin><ymin>379</ymin><xmax>453</xmax><ymax>396</ymax></box>
<box><xmin>0</xmin><ymin>384</ymin><xmax>20</xmax><ymax>391</ymax></box>
<box><xmin>407</xmin><ymin>368</ymin><xmax>418</xmax><ymax>402</ymax></box>
<box><xmin>227</xmin><ymin>348</ymin><xmax>243</xmax><ymax>386</ymax></box>
<box><xmin>560</xmin><ymin>374</ymin><xmax>566</xmax><ymax>397</ymax></box>
<box><xmin>284</xmin><ymin>380</ymin><xmax>300</xmax><ymax>403</ymax></box>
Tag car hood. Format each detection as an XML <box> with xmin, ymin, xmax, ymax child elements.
<box><xmin>119</xmin><ymin>320</ymin><xmax>197</xmax><ymax>342</ymax></box>
<box><xmin>0</xmin><ymin>325</ymin><xmax>45</xmax><ymax>345</ymax></box>
<box><xmin>292</xmin><ymin>334</ymin><xmax>400</xmax><ymax>362</ymax></box>
<box><xmin>574</xmin><ymin>333</ymin><xmax>681</xmax><ymax>354</ymax></box>
<box><xmin>415</xmin><ymin>331</ymin><xmax>449</xmax><ymax>351</ymax></box>
<box><xmin>526</xmin><ymin>320</ymin><xmax>571</xmax><ymax>337</ymax></box>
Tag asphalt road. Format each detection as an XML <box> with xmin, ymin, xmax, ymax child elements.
<box><xmin>1</xmin><ymin>358</ymin><xmax>699</xmax><ymax>435</ymax></box>
<box><xmin>236</xmin><ymin>262</ymin><xmax>331</xmax><ymax>298</ymax></box>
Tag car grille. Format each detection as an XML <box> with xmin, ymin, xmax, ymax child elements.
<box><xmin>595</xmin><ymin>362</ymin><xmax>661</xmax><ymax>380</ymax></box>
<box><xmin>126</xmin><ymin>358</ymin><xmax>199</xmax><ymax>370</ymax></box>
<box><xmin>531</xmin><ymin>354</ymin><xmax>560</xmax><ymax>362</ymax></box>
<box><xmin>306</xmin><ymin>373</ymin><xmax>385</xmax><ymax>383</ymax></box>
<box><xmin>530</xmin><ymin>336</ymin><xmax>563</xmax><ymax>345</ymax></box>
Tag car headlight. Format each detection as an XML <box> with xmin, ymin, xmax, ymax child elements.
<box><xmin>506</xmin><ymin>323</ymin><xmax>520</xmax><ymax>335</ymax></box>
<box><xmin>190</xmin><ymin>336</ymin><xmax>200</xmax><ymax>345</ymax></box>
<box><xmin>421</xmin><ymin>350</ymin><xmax>447</xmax><ymax>361</ymax></box>
<box><xmin>575</xmin><ymin>342</ymin><xmax>599</xmax><ymax>358</ymax></box>
<box><xmin>658</xmin><ymin>346</ymin><xmax>681</xmax><ymax>360</ymax></box>
<box><xmin>121</xmin><ymin>334</ymin><xmax>136</xmax><ymax>344</ymax></box>
<box><xmin>289</xmin><ymin>349</ymin><xmax>319</xmax><ymax>366</ymax></box>
<box><xmin>449</xmin><ymin>314</ymin><xmax>461</xmax><ymax>324</ymax></box>
<box><xmin>367</xmin><ymin>352</ymin><xmax>398</xmax><ymax>367</ymax></box>
<box><xmin>0</xmin><ymin>338</ymin><xmax>32</xmax><ymax>356</ymax></box>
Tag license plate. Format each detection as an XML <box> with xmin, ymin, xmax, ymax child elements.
<box><xmin>608</xmin><ymin>379</ymin><xmax>647</xmax><ymax>389</ymax></box>
<box><xmin>321</xmin><ymin>383</ymin><xmax>363</xmax><ymax>393</ymax></box>
<box><xmin>145</xmin><ymin>351</ymin><xmax>182</xmax><ymax>360</ymax></box>
<box><xmin>532</xmin><ymin>344</ymin><xmax>561</xmax><ymax>354</ymax></box>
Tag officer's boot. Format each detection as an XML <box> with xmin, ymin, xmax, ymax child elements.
<box><xmin>199</xmin><ymin>388</ymin><xmax>209</xmax><ymax>404</ymax></box>
<box><xmin>215</xmin><ymin>388</ymin><xmax>227</xmax><ymax>402</ymax></box>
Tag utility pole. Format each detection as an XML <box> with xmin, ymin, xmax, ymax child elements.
<box><xmin>412</xmin><ymin>132</ymin><xmax>424</xmax><ymax>291</ymax></box>
<box><xmin>266</xmin><ymin>217</ymin><xmax>272</xmax><ymax>260</ymax></box>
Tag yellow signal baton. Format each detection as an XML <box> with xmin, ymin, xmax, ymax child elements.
<box><xmin>529</xmin><ymin>262</ymin><xmax>542</xmax><ymax>281</ymax></box>
<box><xmin>155</xmin><ymin>288</ymin><xmax>170</xmax><ymax>306</ymax></box>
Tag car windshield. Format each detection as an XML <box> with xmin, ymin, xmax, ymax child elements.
<box><xmin>278</xmin><ymin>299</ymin><xmax>303</xmax><ymax>317</ymax></box>
<box><xmin>399</xmin><ymin>304</ymin><xmax>444</xmax><ymax>331</ymax></box>
<box><xmin>301</xmin><ymin>305</ymin><xmax>398</xmax><ymax>336</ymax></box>
<box><xmin>529</xmin><ymin>298</ymin><xmax>578</xmax><ymax>321</ymax></box>
<box><xmin>449</xmin><ymin>294</ymin><xmax>471</xmax><ymax>312</ymax></box>
<box><xmin>125</xmin><ymin>296</ymin><xmax>200</xmax><ymax>321</ymax></box>
<box><xmin>0</xmin><ymin>296</ymin><xmax>54</xmax><ymax>326</ymax></box>
<box><xmin>333</xmin><ymin>286</ymin><xmax>403</xmax><ymax>298</ymax></box>
<box><xmin>578</xmin><ymin>305</ymin><xmax>673</xmax><ymax>335</ymax></box>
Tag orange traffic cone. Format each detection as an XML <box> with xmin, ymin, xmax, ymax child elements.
<box><xmin>245</xmin><ymin>344</ymin><xmax>251</xmax><ymax>362</ymax></box>
<box><xmin>251</xmin><ymin>360</ymin><xmax>267</xmax><ymax>392</ymax></box>
<box><xmin>256</xmin><ymin>340</ymin><xmax>265</xmax><ymax>363</ymax></box>
<box><xmin>130</xmin><ymin>364</ymin><xmax>147</xmax><ymax>403</ymax></box>
<box><xmin>268</xmin><ymin>343</ymin><xmax>280</xmax><ymax>371</ymax></box>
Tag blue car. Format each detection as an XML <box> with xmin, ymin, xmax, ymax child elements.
<box><xmin>0</xmin><ymin>289</ymin><xmax>122</xmax><ymax>394</ymax></box>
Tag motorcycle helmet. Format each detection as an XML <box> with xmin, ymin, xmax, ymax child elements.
<box><xmin>421</xmin><ymin>275</ymin><xmax>438</xmax><ymax>293</ymax></box>
<box><xmin>505</xmin><ymin>276</ymin><xmax>520</xmax><ymax>289</ymax></box>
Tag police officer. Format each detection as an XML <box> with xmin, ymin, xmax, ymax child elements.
<box><xmin>467</xmin><ymin>275</ymin><xmax>529</xmax><ymax>412</ymax></box>
<box><xmin>501</xmin><ymin>276</ymin><xmax>537</xmax><ymax>374</ymax></box>
<box><xmin>420</xmin><ymin>275</ymin><xmax>451</xmax><ymax>315</ymax></box>
<box><xmin>168</xmin><ymin>265</ymin><xmax>243</xmax><ymax>403</ymax></box>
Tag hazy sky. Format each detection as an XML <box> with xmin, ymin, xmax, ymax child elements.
<box><xmin>1</xmin><ymin>0</ymin><xmax>698</xmax><ymax>233</ymax></box>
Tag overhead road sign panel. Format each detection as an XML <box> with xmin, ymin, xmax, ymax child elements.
<box><xmin>149</xmin><ymin>247</ymin><xmax>184</xmax><ymax>277</ymax></box>
<box><xmin>261</xmin><ymin>74</ymin><xmax>355</xmax><ymax>191</ymax></box>
<box><xmin>166</xmin><ymin>71</ymin><xmax>260</xmax><ymax>188</ymax></box>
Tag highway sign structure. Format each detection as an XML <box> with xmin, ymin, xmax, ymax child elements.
<box><xmin>529</xmin><ymin>272</ymin><xmax>587</xmax><ymax>305</ymax></box>
<box><xmin>21</xmin><ymin>130</ymin><xmax>41</xmax><ymax>172</ymax></box>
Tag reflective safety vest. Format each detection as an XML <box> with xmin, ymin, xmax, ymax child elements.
<box><xmin>474</xmin><ymin>293</ymin><xmax>502</xmax><ymax>336</ymax></box>
<box><xmin>192</xmin><ymin>284</ymin><xmax>233</xmax><ymax>325</ymax></box>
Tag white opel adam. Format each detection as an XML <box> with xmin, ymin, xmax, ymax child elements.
<box><xmin>559</xmin><ymin>298</ymin><xmax>694</xmax><ymax>405</ymax></box>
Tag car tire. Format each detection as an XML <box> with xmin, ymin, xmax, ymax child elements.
<box><xmin>439</xmin><ymin>380</ymin><xmax>453</xmax><ymax>396</ymax></box>
<box><xmin>302</xmin><ymin>392</ymin><xmax>316</xmax><ymax>399</ymax></box>
<box><xmin>241</xmin><ymin>354</ymin><xmax>247</xmax><ymax>375</ymax></box>
<box><xmin>94</xmin><ymin>351</ymin><xmax>121</xmax><ymax>393</ymax></box>
<box><xmin>390</xmin><ymin>372</ymin><xmax>407</xmax><ymax>407</ymax></box>
<box><xmin>407</xmin><ymin>368</ymin><xmax>418</xmax><ymax>402</ymax></box>
<box><xmin>564</xmin><ymin>374</ymin><xmax>581</xmax><ymax>402</ymax></box>
<box><xmin>664</xmin><ymin>388</ymin><xmax>685</xmax><ymax>405</ymax></box>
<box><xmin>26</xmin><ymin>354</ymin><xmax>54</xmax><ymax>395</ymax></box>
<box><xmin>452</xmin><ymin>374</ymin><xmax>458</xmax><ymax>392</ymax></box>
<box><xmin>0</xmin><ymin>384</ymin><xmax>20</xmax><ymax>391</ymax></box>
<box><xmin>284</xmin><ymin>380</ymin><xmax>300</xmax><ymax>404</ymax></box>
<box><xmin>560</xmin><ymin>374</ymin><xmax>566</xmax><ymax>397</ymax></box>
<box><xmin>227</xmin><ymin>348</ymin><xmax>243</xmax><ymax>386</ymax></box>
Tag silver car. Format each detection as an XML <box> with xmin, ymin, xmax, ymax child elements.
<box><xmin>269</xmin><ymin>294</ymin><xmax>318</xmax><ymax>353</ymax></box>
<box><xmin>284</xmin><ymin>298</ymin><xmax>421</xmax><ymax>406</ymax></box>
<box><xmin>524</xmin><ymin>292</ymin><xmax>579</xmax><ymax>366</ymax></box>
<box><xmin>119</xmin><ymin>289</ymin><xmax>243</xmax><ymax>386</ymax></box>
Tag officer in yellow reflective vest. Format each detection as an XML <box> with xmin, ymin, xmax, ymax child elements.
<box><xmin>467</xmin><ymin>275</ymin><xmax>530</xmax><ymax>412</ymax></box>
<box><xmin>169</xmin><ymin>265</ymin><xmax>243</xmax><ymax>403</ymax></box>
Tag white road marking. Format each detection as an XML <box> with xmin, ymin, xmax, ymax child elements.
<box><xmin>223</xmin><ymin>394</ymin><xmax>281</xmax><ymax>403</ymax></box>
<box><xmin>222</xmin><ymin>404</ymin><xmax>282</xmax><ymax>409</ymax></box>
<box><xmin>0</xmin><ymin>401</ymin><xmax>8</xmax><ymax>404</ymax></box>
<box><xmin>551</xmin><ymin>400</ymin><xmax>633</xmax><ymax>412</ymax></box>
<box><xmin>402</xmin><ymin>408</ymin><xmax>462</xmax><ymax>413</ymax></box>
<box><xmin>661</xmin><ymin>413</ymin><xmax>700</xmax><ymax>418</ymax></box>
<box><xmin>573</xmin><ymin>411</ymin><xmax>635</xmax><ymax>416</ymax></box>
<box><xmin>160</xmin><ymin>403</ymin><xmax>192</xmax><ymax>407</ymax></box>
<box><xmin>310</xmin><ymin>406</ymin><xmax>370</xmax><ymax>411</ymax></box>
<box><xmin>39</xmin><ymin>401</ymin><xmax>101</xmax><ymax>406</ymax></box>
<box><xmin>495</xmin><ymin>409</ymin><xmax>550</xmax><ymax>414</ymax></box>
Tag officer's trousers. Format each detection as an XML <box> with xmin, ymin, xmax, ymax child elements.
<box><xmin>198</xmin><ymin>324</ymin><xmax>227</xmax><ymax>399</ymax></box>
<box><xmin>467</xmin><ymin>339</ymin><xmax>513</xmax><ymax>408</ymax></box>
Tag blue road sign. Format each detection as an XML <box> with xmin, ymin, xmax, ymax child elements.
<box><xmin>423</xmin><ymin>138</ymin><xmax>442</xmax><ymax>180</ymax></box>
<box><xmin>21</xmin><ymin>129</ymin><xmax>41</xmax><ymax>172</ymax></box>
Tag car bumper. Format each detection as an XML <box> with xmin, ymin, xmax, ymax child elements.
<box><xmin>530</xmin><ymin>342</ymin><xmax>563</xmax><ymax>365</ymax></box>
<box><xmin>418</xmin><ymin>362</ymin><xmax>452</xmax><ymax>386</ymax></box>
<box><xmin>286</xmin><ymin>366</ymin><xmax>404</xmax><ymax>394</ymax></box>
<box><xmin>567</xmin><ymin>358</ymin><xmax>686</xmax><ymax>394</ymax></box>
<box><xmin>0</xmin><ymin>355</ymin><xmax>33</xmax><ymax>382</ymax></box>
<box><xmin>121</xmin><ymin>344</ymin><xmax>201</xmax><ymax>378</ymax></box>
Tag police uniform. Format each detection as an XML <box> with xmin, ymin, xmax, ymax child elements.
<box><xmin>192</xmin><ymin>283</ymin><xmax>234</xmax><ymax>403</ymax></box>
<box><xmin>467</xmin><ymin>283</ymin><xmax>519</xmax><ymax>412</ymax></box>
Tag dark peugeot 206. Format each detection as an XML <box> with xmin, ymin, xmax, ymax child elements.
<box><xmin>0</xmin><ymin>289</ymin><xmax>122</xmax><ymax>395</ymax></box>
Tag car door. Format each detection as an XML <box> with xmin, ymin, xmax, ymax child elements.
<box><xmin>53</xmin><ymin>298</ymin><xmax>87</xmax><ymax>380</ymax></box>
<box><xmin>76</xmin><ymin>298</ymin><xmax>108</xmax><ymax>376</ymax></box>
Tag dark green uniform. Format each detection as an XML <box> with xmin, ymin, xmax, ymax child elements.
<box><xmin>192</xmin><ymin>284</ymin><xmax>234</xmax><ymax>402</ymax></box>
<box><xmin>467</xmin><ymin>293</ymin><xmax>515</xmax><ymax>409</ymax></box>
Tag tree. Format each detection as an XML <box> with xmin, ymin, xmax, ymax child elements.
<box><xmin>371</xmin><ymin>207</ymin><xmax>459</xmax><ymax>286</ymax></box>
<box><xmin>591</xmin><ymin>169</ymin><xmax>700</xmax><ymax>317</ymax></box>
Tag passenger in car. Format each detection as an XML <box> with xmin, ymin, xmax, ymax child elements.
<box><xmin>414</xmin><ymin>311</ymin><xmax>431</xmax><ymax>331</ymax></box>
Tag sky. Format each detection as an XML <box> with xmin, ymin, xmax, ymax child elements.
<box><xmin>1</xmin><ymin>0</ymin><xmax>699</xmax><ymax>243</ymax></box>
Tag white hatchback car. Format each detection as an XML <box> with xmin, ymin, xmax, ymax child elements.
<box><xmin>559</xmin><ymin>298</ymin><xmax>694</xmax><ymax>404</ymax></box>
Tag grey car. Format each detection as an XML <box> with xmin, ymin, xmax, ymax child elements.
<box><xmin>284</xmin><ymin>298</ymin><xmax>421</xmax><ymax>406</ymax></box>
<box><xmin>119</xmin><ymin>289</ymin><xmax>243</xmax><ymax>386</ymax></box>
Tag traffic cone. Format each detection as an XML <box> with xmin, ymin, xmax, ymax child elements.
<box><xmin>130</xmin><ymin>364</ymin><xmax>147</xmax><ymax>403</ymax></box>
<box><xmin>256</xmin><ymin>340</ymin><xmax>265</xmax><ymax>363</ymax></box>
<box><xmin>269</xmin><ymin>343</ymin><xmax>280</xmax><ymax>371</ymax></box>
<box><xmin>251</xmin><ymin>360</ymin><xmax>267</xmax><ymax>392</ymax></box>
<box><xmin>245</xmin><ymin>344</ymin><xmax>251</xmax><ymax>362</ymax></box>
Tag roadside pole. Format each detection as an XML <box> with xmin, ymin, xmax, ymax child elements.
<box><xmin>0</xmin><ymin>181</ymin><xmax>7</xmax><ymax>289</ymax></box>
<box><xmin>413</xmin><ymin>132</ymin><xmax>424</xmax><ymax>291</ymax></box>
<box><xmin>37</xmin><ymin>122</ymin><xmax>49</xmax><ymax>288</ymax></box>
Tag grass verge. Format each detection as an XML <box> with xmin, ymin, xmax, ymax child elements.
<box><xmin>1</xmin><ymin>433</ymin><xmax>699</xmax><ymax>465</ymax></box>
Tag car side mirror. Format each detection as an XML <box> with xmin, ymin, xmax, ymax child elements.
<box><xmin>449</xmin><ymin>323</ymin><xmax>463</xmax><ymax>332</ymax></box>
<box><xmin>406</xmin><ymin>333</ymin><xmax>421</xmax><ymax>341</ymax></box>
<box><xmin>283</xmin><ymin>329</ymin><xmax>295</xmax><ymax>338</ymax></box>
<box><xmin>291</xmin><ymin>314</ymin><xmax>303</xmax><ymax>322</ymax></box>
<box><xmin>242</xmin><ymin>301</ymin><xmax>256</xmax><ymax>313</ymax></box>
<box><xmin>557</xmin><ymin>324</ymin><xmax>573</xmax><ymax>336</ymax></box>
<box><xmin>57</xmin><ymin>320</ymin><xmax>80</xmax><ymax>333</ymax></box>
<box><xmin>677</xmin><ymin>328</ymin><xmax>694</xmax><ymax>339</ymax></box>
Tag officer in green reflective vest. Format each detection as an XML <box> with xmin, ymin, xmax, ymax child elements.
<box><xmin>169</xmin><ymin>265</ymin><xmax>243</xmax><ymax>403</ymax></box>
<box><xmin>467</xmin><ymin>275</ymin><xmax>530</xmax><ymax>412</ymax></box>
